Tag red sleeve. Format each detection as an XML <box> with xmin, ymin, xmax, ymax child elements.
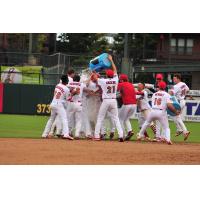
<box><xmin>117</xmin><ymin>83</ymin><xmax>122</xmax><ymax>91</ymax></box>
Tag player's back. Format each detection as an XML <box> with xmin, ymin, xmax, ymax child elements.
<box><xmin>174</xmin><ymin>82</ymin><xmax>189</xmax><ymax>101</ymax></box>
<box><xmin>68</xmin><ymin>81</ymin><xmax>83</xmax><ymax>102</ymax></box>
<box><xmin>51</xmin><ymin>83</ymin><xmax>69</xmax><ymax>105</ymax></box>
<box><xmin>118</xmin><ymin>82</ymin><xmax>136</xmax><ymax>104</ymax></box>
<box><xmin>98</xmin><ymin>75</ymin><xmax>118</xmax><ymax>99</ymax></box>
<box><xmin>152</xmin><ymin>90</ymin><xmax>171</xmax><ymax>111</ymax></box>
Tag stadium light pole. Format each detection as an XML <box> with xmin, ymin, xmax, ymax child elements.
<box><xmin>28</xmin><ymin>33</ymin><xmax>32</xmax><ymax>54</ymax></box>
<box><xmin>122</xmin><ymin>33</ymin><xmax>133</xmax><ymax>81</ymax></box>
<box><xmin>124</xmin><ymin>33</ymin><xmax>129</xmax><ymax>58</ymax></box>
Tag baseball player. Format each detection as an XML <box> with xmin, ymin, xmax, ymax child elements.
<box><xmin>92</xmin><ymin>55</ymin><xmax>124</xmax><ymax>142</ymax></box>
<box><xmin>136</xmin><ymin>83</ymin><xmax>156</xmax><ymax>140</ymax></box>
<box><xmin>173</xmin><ymin>73</ymin><xmax>190</xmax><ymax>140</ymax></box>
<box><xmin>67</xmin><ymin>69</ymin><xmax>75</xmax><ymax>84</ymax></box>
<box><xmin>147</xmin><ymin>73</ymin><xmax>166</xmax><ymax>140</ymax></box>
<box><xmin>137</xmin><ymin>81</ymin><xmax>180</xmax><ymax>145</ymax></box>
<box><xmin>67</xmin><ymin>74</ymin><xmax>84</xmax><ymax>139</ymax></box>
<box><xmin>84</xmin><ymin>73</ymin><xmax>116</xmax><ymax>140</ymax></box>
<box><xmin>42</xmin><ymin>75</ymin><xmax>73</xmax><ymax>140</ymax></box>
<box><xmin>117</xmin><ymin>74</ymin><xmax>136</xmax><ymax>141</ymax></box>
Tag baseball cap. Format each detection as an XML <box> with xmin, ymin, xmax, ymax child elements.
<box><xmin>156</xmin><ymin>73</ymin><xmax>163</xmax><ymax>80</ymax></box>
<box><xmin>158</xmin><ymin>81</ymin><xmax>167</xmax><ymax>89</ymax></box>
<box><xmin>119</xmin><ymin>74</ymin><xmax>128</xmax><ymax>81</ymax></box>
<box><xmin>105</xmin><ymin>69</ymin><xmax>114</xmax><ymax>78</ymax></box>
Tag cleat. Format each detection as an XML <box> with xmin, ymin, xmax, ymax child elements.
<box><xmin>144</xmin><ymin>136</ymin><xmax>152</xmax><ymax>141</ymax></box>
<box><xmin>136</xmin><ymin>135</ymin><xmax>145</xmax><ymax>141</ymax></box>
<box><xmin>110</xmin><ymin>132</ymin><xmax>115</xmax><ymax>140</ymax></box>
<box><xmin>42</xmin><ymin>134</ymin><xmax>54</xmax><ymax>139</ymax></box>
<box><xmin>55</xmin><ymin>134</ymin><xmax>62</xmax><ymax>138</ymax></box>
<box><xmin>152</xmin><ymin>137</ymin><xmax>162</xmax><ymax>142</ymax></box>
<box><xmin>86</xmin><ymin>135</ymin><xmax>93</xmax><ymax>140</ymax></box>
<box><xmin>69</xmin><ymin>132</ymin><xmax>73</xmax><ymax>137</ymax></box>
<box><xmin>166</xmin><ymin>140</ymin><xmax>173</xmax><ymax>145</ymax></box>
<box><xmin>184</xmin><ymin>131</ymin><xmax>190</xmax><ymax>141</ymax></box>
<box><xmin>92</xmin><ymin>137</ymin><xmax>101</xmax><ymax>141</ymax></box>
<box><xmin>125</xmin><ymin>131</ymin><xmax>134</xmax><ymax>141</ymax></box>
<box><xmin>62</xmin><ymin>135</ymin><xmax>74</xmax><ymax>140</ymax></box>
<box><xmin>74</xmin><ymin>137</ymin><xmax>80</xmax><ymax>140</ymax></box>
<box><xmin>118</xmin><ymin>137</ymin><xmax>124</xmax><ymax>142</ymax></box>
<box><xmin>100</xmin><ymin>134</ymin><xmax>107</xmax><ymax>140</ymax></box>
<box><xmin>175</xmin><ymin>131</ymin><xmax>183</xmax><ymax>137</ymax></box>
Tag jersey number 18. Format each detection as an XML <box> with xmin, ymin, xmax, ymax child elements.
<box><xmin>154</xmin><ymin>98</ymin><xmax>162</xmax><ymax>105</ymax></box>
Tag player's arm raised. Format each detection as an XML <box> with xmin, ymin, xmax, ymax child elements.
<box><xmin>108</xmin><ymin>54</ymin><xmax>117</xmax><ymax>74</ymax></box>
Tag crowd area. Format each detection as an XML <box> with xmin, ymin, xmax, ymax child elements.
<box><xmin>42</xmin><ymin>55</ymin><xmax>190</xmax><ymax>145</ymax></box>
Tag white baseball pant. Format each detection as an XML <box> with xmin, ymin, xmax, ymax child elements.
<box><xmin>94</xmin><ymin>99</ymin><xmax>123</xmax><ymax>138</ymax></box>
<box><xmin>42</xmin><ymin>103</ymin><xmax>69</xmax><ymax>137</ymax></box>
<box><xmin>119</xmin><ymin>104</ymin><xmax>136</xmax><ymax>135</ymax></box>
<box><xmin>173</xmin><ymin>99</ymin><xmax>188</xmax><ymax>134</ymax></box>
<box><xmin>67</xmin><ymin>102</ymin><xmax>82</xmax><ymax>137</ymax></box>
<box><xmin>49</xmin><ymin>115</ymin><xmax>62</xmax><ymax>136</ymax></box>
<box><xmin>138</xmin><ymin>109</ymin><xmax>171</xmax><ymax>142</ymax></box>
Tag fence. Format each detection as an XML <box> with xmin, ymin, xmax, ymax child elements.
<box><xmin>0</xmin><ymin>52</ymin><xmax>122</xmax><ymax>85</ymax></box>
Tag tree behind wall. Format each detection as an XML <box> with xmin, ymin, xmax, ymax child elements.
<box><xmin>56</xmin><ymin>33</ymin><xmax>110</xmax><ymax>55</ymax></box>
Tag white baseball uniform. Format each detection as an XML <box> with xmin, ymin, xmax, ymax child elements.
<box><xmin>138</xmin><ymin>90</ymin><xmax>172</xmax><ymax>142</ymax></box>
<box><xmin>136</xmin><ymin>90</ymin><xmax>151</xmax><ymax>126</ymax></box>
<box><xmin>94</xmin><ymin>74</ymin><xmax>123</xmax><ymax>139</ymax></box>
<box><xmin>67</xmin><ymin>81</ymin><xmax>84</xmax><ymax>137</ymax></box>
<box><xmin>173</xmin><ymin>82</ymin><xmax>189</xmax><ymax>134</ymax></box>
<box><xmin>42</xmin><ymin>83</ymin><xmax>70</xmax><ymax>138</ymax></box>
<box><xmin>136</xmin><ymin>90</ymin><xmax>157</xmax><ymax>136</ymax></box>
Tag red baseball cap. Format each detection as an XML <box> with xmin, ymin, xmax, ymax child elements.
<box><xmin>158</xmin><ymin>81</ymin><xmax>167</xmax><ymax>89</ymax></box>
<box><xmin>119</xmin><ymin>74</ymin><xmax>128</xmax><ymax>81</ymax></box>
<box><xmin>156</xmin><ymin>73</ymin><xmax>163</xmax><ymax>80</ymax></box>
<box><xmin>105</xmin><ymin>69</ymin><xmax>114</xmax><ymax>77</ymax></box>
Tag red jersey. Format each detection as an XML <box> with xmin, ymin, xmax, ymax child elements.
<box><xmin>117</xmin><ymin>82</ymin><xmax>136</xmax><ymax>105</ymax></box>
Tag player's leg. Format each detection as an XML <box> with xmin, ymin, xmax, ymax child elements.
<box><xmin>143</xmin><ymin>109</ymin><xmax>156</xmax><ymax>136</ymax></box>
<box><xmin>42</xmin><ymin>106</ymin><xmax>57</xmax><ymax>138</ymax></box>
<box><xmin>67</xmin><ymin>103</ymin><xmax>75</xmax><ymax>136</ymax></box>
<box><xmin>124</xmin><ymin>105</ymin><xmax>136</xmax><ymax>140</ymax></box>
<box><xmin>49</xmin><ymin>115</ymin><xmax>58</xmax><ymax>136</ymax></box>
<box><xmin>159</xmin><ymin>113</ymin><xmax>171</xmax><ymax>144</ymax></box>
<box><xmin>175</xmin><ymin>100</ymin><xmax>190</xmax><ymax>140</ymax></box>
<box><xmin>173</xmin><ymin>116</ymin><xmax>183</xmax><ymax>136</ymax></box>
<box><xmin>109</xmin><ymin>100</ymin><xmax>124</xmax><ymax>141</ymax></box>
<box><xmin>74</xmin><ymin>104</ymin><xmax>82</xmax><ymax>138</ymax></box>
<box><xmin>106</xmin><ymin>111</ymin><xmax>116</xmax><ymax>139</ymax></box>
<box><xmin>59</xmin><ymin>106</ymin><xmax>73</xmax><ymax>139</ymax></box>
<box><xmin>137</xmin><ymin>111</ymin><xmax>155</xmax><ymax>139</ymax></box>
<box><xmin>138</xmin><ymin>112</ymin><xmax>149</xmax><ymax>138</ymax></box>
<box><xmin>155</xmin><ymin>120</ymin><xmax>162</xmax><ymax>139</ymax></box>
<box><xmin>118</xmin><ymin>105</ymin><xmax>127</xmax><ymax>136</ymax></box>
<box><xmin>94</xmin><ymin>100</ymin><xmax>109</xmax><ymax>140</ymax></box>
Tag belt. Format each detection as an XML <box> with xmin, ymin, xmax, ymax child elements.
<box><xmin>152</xmin><ymin>108</ymin><xmax>163</xmax><ymax>111</ymax></box>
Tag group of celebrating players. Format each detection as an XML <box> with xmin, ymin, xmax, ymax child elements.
<box><xmin>42</xmin><ymin>54</ymin><xmax>190</xmax><ymax>144</ymax></box>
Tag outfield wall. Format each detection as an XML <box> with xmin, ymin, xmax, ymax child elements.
<box><xmin>0</xmin><ymin>84</ymin><xmax>54</xmax><ymax>115</ymax></box>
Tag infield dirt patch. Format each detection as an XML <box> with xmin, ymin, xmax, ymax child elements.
<box><xmin>0</xmin><ymin>138</ymin><xmax>200</xmax><ymax>164</ymax></box>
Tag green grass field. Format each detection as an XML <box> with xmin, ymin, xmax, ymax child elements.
<box><xmin>0</xmin><ymin>114</ymin><xmax>199</xmax><ymax>143</ymax></box>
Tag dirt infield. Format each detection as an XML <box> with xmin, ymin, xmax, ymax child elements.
<box><xmin>0</xmin><ymin>138</ymin><xmax>200</xmax><ymax>164</ymax></box>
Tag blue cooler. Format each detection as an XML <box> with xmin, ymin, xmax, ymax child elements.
<box><xmin>89</xmin><ymin>53</ymin><xmax>111</xmax><ymax>72</ymax></box>
<box><xmin>167</xmin><ymin>96</ymin><xmax>181</xmax><ymax>116</ymax></box>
